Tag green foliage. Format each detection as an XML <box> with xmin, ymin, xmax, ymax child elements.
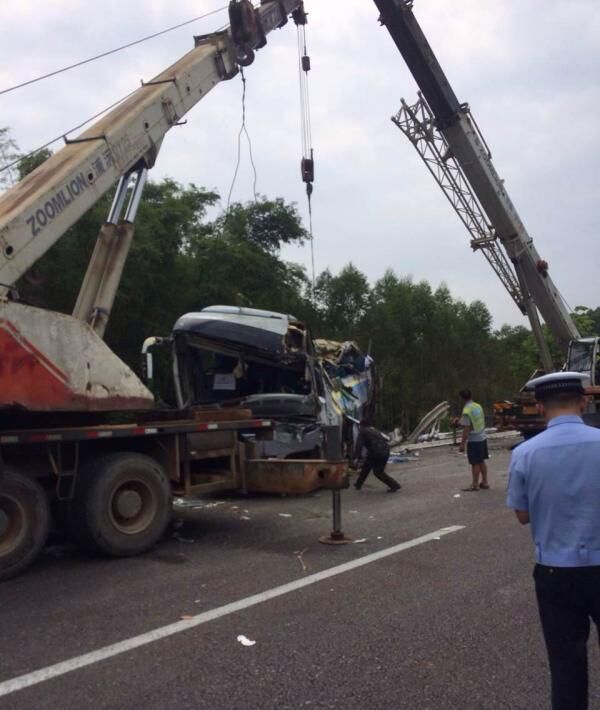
<box><xmin>12</xmin><ymin>170</ymin><xmax>598</xmax><ymax>431</ymax></box>
<box><xmin>329</xmin><ymin>275</ymin><xmax>515</xmax><ymax>431</ymax></box>
<box><xmin>17</xmin><ymin>148</ymin><xmax>52</xmax><ymax>180</ymax></box>
<box><xmin>18</xmin><ymin>179</ymin><xmax>220</xmax><ymax>368</ymax></box>
<box><xmin>0</xmin><ymin>127</ymin><xmax>20</xmax><ymax>190</ymax></box>
<box><xmin>212</xmin><ymin>197</ymin><xmax>308</xmax><ymax>253</ymax></box>
<box><xmin>572</xmin><ymin>306</ymin><xmax>600</xmax><ymax>337</ymax></box>
<box><xmin>314</xmin><ymin>264</ymin><xmax>370</xmax><ymax>338</ymax></box>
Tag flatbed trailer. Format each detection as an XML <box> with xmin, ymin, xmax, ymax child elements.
<box><xmin>0</xmin><ymin>408</ymin><xmax>348</xmax><ymax>580</ymax></box>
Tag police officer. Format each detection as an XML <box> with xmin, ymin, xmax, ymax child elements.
<box><xmin>353</xmin><ymin>420</ymin><xmax>400</xmax><ymax>492</ymax></box>
<box><xmin>506</xmin><ymin>372</ymin><xmax>600</xmax><ymax>710</ymax></box>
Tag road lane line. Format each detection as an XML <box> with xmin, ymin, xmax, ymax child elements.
<box><xmin>0</xmin><ymin>525</ymin><xmax>464</xmax><ymax>698</ymax></box>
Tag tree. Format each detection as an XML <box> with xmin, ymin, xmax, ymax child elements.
<box><xmin>212</xmin><ymin>197</ymin><xmax>308</xmax><ymax>253</ymax></box>
<box><xmin>572</xmin><ymin>306</ymin><xmax>599</xmax><ymax>337</ymax></box>
<box><xmin>180</xmin><ymin>195</ymin><xmax>313</xmax><ymax>320</ymax></box>
<box><xmin>9</xmin><ymin>143</ymin><xmax>582</xmax><ymax>430</ymax></box>
<box><xmin>16</xmin><ymin>183</ymin><xmax>315</xmax><ymax>370</ymax></box>
<box><xmin>17</xmin><ymin>148</ymin><xmax>52</xmax><ymax>180</ymax></box>
<box><xmin>18</xmin><ymin>179</ymin><xmax>220</xmax><ymax>367</ymax></box>
<box><xmin>314</xmin><ymin>264</ymin><xmax>370</xmax><ymax>338</ymax></box>
<box><xmin>0</xmin><ymin>127</ymin><xmax>20</xmax><ymax>190</ymax></box>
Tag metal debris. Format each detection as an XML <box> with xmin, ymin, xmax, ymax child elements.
<box><xmin>294</xmin><ymin>548</ymin><xmax>308</xmax><ymax>572</ymax></box>
<box><xmin>388</xmin><ymin>454</ymin><xmax>418</xmax><ymax>464</ymax></box>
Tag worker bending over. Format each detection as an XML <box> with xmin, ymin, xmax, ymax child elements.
<box><xmin>353</xmin><ymin>421</ymin><xmax>400</xmax><ymax>493</ymax></box>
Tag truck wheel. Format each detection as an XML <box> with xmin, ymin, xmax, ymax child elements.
<box><xmin>69</xmin><ymin>453</ymin><xmax>172</xmax><ymax>557</ymax></box>
<box><xmin>0</xmin><ymin>468</ymin><xmax>50</xmax><ymax>581</ymax></box>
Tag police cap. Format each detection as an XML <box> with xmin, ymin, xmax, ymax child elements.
<box><xmin>526</xmin><ymin>372</ymin><xmax>590</xmax><ymax>401</ymax></box>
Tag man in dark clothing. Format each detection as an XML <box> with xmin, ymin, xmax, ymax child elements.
<box><xmin>353</xmin><ymin>420</ymin><xmax>400</xmax><ymax>492</ymax></box>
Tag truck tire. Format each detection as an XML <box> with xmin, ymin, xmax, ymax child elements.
<box><xmin>0</xmin><ymin>468</ymin><xmax>50</xmax><ymax>581</ymax></box>
<box><xmin>69</xmin><ymin>453</ymin><xmax>172</xmax><ymax>557</ymax></box>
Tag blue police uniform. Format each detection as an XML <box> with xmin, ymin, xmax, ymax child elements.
<box><xmin>506</xmin><ymin>372</ymin><xmax>600</xmax><ymax>710</ymax></box>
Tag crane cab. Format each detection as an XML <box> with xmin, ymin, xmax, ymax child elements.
<box><xmin>567</xmin><ymin>338</ymin><xmax>600</xmax><ymax>389</ymax></box>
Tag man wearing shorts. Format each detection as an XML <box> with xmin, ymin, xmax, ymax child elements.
<box><xmin>458</xmin><ymin>388</ymin><xmax>489</xmax><ymax>491</ymax></box>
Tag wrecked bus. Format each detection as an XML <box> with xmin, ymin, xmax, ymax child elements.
<box><xmin>169</xmin><ymin>306</ymin><xmax>374</xmax><ymax>459</ymax></box>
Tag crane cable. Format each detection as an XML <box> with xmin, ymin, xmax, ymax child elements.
<box><xmin>0</xmin><ymin>88</ymin><xmax>140</xmax><ymax>175</ymax></box>
<box><xmin>0</xmin><ymin>5</ymin><xmax>229</xmax><ymax>97</ymax></box>
<box><xmin>294</xmin><ymin>5</ymin><xmax>316</xmax><ymax>294</ymax></box>
<box><xmin>0</xmin><ymin>7</ymin><xmax>232</xmax><ymax>177</ymax></box>
<box><xmin>226</xmin><ymin>67</ymin><xmax>259</xmax><ymax>211</ymax></box>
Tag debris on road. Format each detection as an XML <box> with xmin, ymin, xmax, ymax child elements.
<box><xmin>353</xmin><ymin>538</ymin><xmax>368</xmax><ymax>544</ymax></box>
<box><xmin>295</xmin><ymin>548</ymin><xmax>308</xmax><ymax>573</ymax></box>
<box><xmin>279</xmin><ymin>513</ymin><xmax>292</xmax><ymax>518</ymax></box>
<box><xmin>174</xmin><ymin>536</ymin><xmax>196</xmax><ymax>544</ymax></box>
<box><xmin>453</xmin><ymin>494</ymin><xmax>461</xmax><ymax>498</ymax></box>
<box><xmin>173</xmin><ymin>499</ymin><xmax>227</xmax><ymax>510</ymax></box>
<box><xmin>388</xmin><ymin>453</ymin><xmax>419</xmax><ymax>464</ymax></box>
<box><xmin>237</xmin><ymin>635</ymin><xmax>256</xmax><ymax>647</ymax></box>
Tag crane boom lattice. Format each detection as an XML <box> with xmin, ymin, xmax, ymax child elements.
<box><xmin>392</xmin><ymin>94</ymin><xmax>524</xmax><ymax>314</ymax></box>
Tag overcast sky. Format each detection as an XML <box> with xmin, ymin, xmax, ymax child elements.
<box><xmin>1</xmin><ymin>0</ymin><xmax>598</xmax><ymax>329</ymax></box>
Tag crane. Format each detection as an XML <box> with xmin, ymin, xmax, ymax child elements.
<box><xmin>372</xmin><ymin>0</ymin><xmax>584</xmax><ymax>371</ymax></box>
<box><xmin>0</xmin><ymin>0</ymin><xmax>306</xmax><ymax>413</ymax></box>
<box><xmin>373</xmin><ymin>0</ymin><xmax>599</xmax><ymax>418</ymax></box>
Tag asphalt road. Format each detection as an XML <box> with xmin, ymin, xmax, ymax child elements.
<box><xmin>1</xmin><ymin>439</ymin><xmax>598</xmax><ymax>710</ymax></box>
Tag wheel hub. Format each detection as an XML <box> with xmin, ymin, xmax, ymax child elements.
<box><xmin>115</xmin><ymin>490</ymin><xmax>143</xmax><ymax>519</ymax></box>
<box><xmin>109</xmin><ymin>480</ymin><xmax>157</xmax><ymax>535</ymax></box>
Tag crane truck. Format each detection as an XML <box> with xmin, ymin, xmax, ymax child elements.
<box><xmin>2</xmin><ymin>0</ymin><xmax>593</xmax><ymax>582</ymax></box>
<box><xmin>0</xmin><ymin>0</ymin><xmax>357</xmax><ymax>581</ymax></box>
<box><xmin>373</xmin><ymin>0</ymin><xmax>600</xmax><ymax>435</ymax></box>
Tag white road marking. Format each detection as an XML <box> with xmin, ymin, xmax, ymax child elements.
<box><xmin>0</xmin><ymin>525</ymin><xmax>464</xmax><ymax>698</ymax></box>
